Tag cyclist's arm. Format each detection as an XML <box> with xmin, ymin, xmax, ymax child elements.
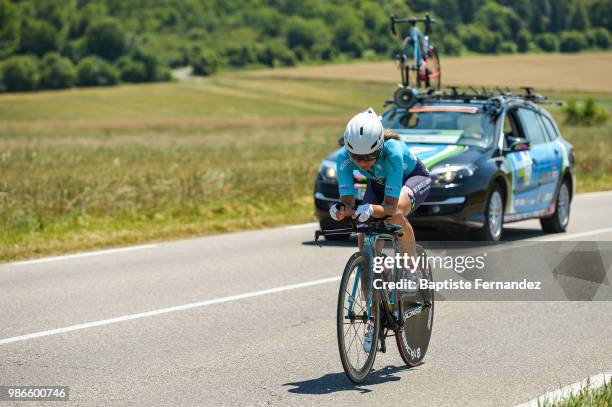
<box><xmin>337</xmin><ymin>154</ymin><xmax>357</xmax><ymax>217</ymax></box>
<box><xmin>371</xmin><ymin>143</ymin><xmax>404</xmax><ymax>217</ymax></box>
<box><xmin>370</xmin><ymin>196</ymin><xmax>398</xmax><ymax>218</ymax></box>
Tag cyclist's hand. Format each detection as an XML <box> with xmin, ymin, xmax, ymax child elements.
<box><xmin>353</xmin><ymin>204</ymin><xmax>374</xmax><ymax>222</ymax></box>
<box><xmin>329</xmin><ymin>203</ymin><xmax>345</xmax><ymax>221</ymax></box>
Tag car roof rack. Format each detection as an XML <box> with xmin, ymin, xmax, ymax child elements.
<box><xmin>385</xmin><ymin>86</ymin><xmax>561</xmax><ymax>107</ymax></box>
<box><xmin>425</xmin><ymin>86</ymin><xmax>560</xmax><ymax>104</ymax></box>
<box><xmin>384</xmin><ymin>86</ymin><xmax>562</xmax><ymax>117</ymax></box>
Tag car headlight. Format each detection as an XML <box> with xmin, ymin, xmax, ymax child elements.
<box><xmin>430</xmin><ymin>164</ymin><xmax>476</xmax><ymax>185</ymax></box>
<box><xmin>319</xmin><ymin>160</ymin><xmax>337</xmax><ymax>180</ymax></box>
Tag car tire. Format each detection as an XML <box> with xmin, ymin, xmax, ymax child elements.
<box><xmin>540</xmin><ymin>179</ymin><xmax>571</xmax><ymax>233</ymax></box>
<box><xmin>473</xmin><ymin>185</ymin><xmax>504</xmax><ymax>242</ymax></box>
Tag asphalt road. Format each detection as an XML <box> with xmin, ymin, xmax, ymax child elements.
<box><xmin>1</xmin><ymin>191</ymin><xmax>611</xmax><ymax>406</ymax></box>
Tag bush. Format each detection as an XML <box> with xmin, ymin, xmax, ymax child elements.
<box><xmin>85</xmin><ymin>18</ymin><xmax>127</xmax><ymax>61</ymax></box>
<box><xmin>560</xmin><ymin>31</ymin><xmax>588</xmax><ymax>52</ymax></box>
<box><xmin>1</xmin><ymin>55</ymin><xmax>40</xmax><ymax>91</ymax></box>
<box><xmin>61</xmin><ymin>39</ymin><xmax>86</xmax><ymax>64</ymax></box>
<box><xmin>498</xmin><ymin>41</ymin><xmax>518</xmax><ymax>54</ymax></box>
<box><xmin>191</xmin><ymin>49</ymin><xmax>221</xmax><ymax>76</ymax></box>
<box><xmin>39</xmin><ymin>52</ymin><xmax>76</xmax><ymax>89</ymax></box>
<box><xmin>286</xmin><ymin>16</ymin><xmax>325</xmax><ymax>51</ymax></box>
<box><xmin>116</xmin><ymin>49</ymin><xmax>169</xmax><ymax>82</ymax></box>
<box><xmin>333</xmin><ymin>14</ymin><xmax>366</xmax><ymax>57</ymax></box>
<box><xmin>588</xmin><ymin>28</ymin><xmax>611</xmax><ymax>49</ymax></box>
<box><xmin>0</xmin><ymin>0</ymin><xmax>20</xmax><ymax>58</ymax></box>
<box><xmin>439</xmin><ymin>36</ymin><xmax>463</xmax><ymax>56</ymax></box>
<box><xmin>564</xmin><ymin>97</ymin><xmax>609</xmax><ymax>126</ymax></box>
<box><xmin>474</xmin><ymin>2</ymin><xmax>522</xmax><ymax>41</ymax></box>
<box><xmin>534</xmin><ymin>33</ymin><xmax>559</xmax><ymax>52</ymax></box>
<box><xmin>459</xmin><ymin>24</ymin><xmax>502</xmax><ymax>53</ymax></box>
<box><xmin>224</xmin><ymin>41</ymin><xmax>258</xmax><ymax>67</ymax></box>
<box><xmin>116</xmin><ymin>56</ymin><xmax>147</xmax><ymax>83</ymax></box>
<box><xmin>19</xmin><ymin>19</ymin><xmax>60</xmax><ymax>57</ymax></box>
<box><xmin>516</xmin><ymin>30</ymin><xmax>531</xmax><ymax>52</ymax></box>
<box><xmin>76</xmin><ymin>56</ymin><xmax>120</xmax><ymax>86</ymax></box>
<box><xmin>131</xmin><ymin>48</ymin><xmax>164</xmax><ymax>81</ymax></box>
<box><xmin>256</xmin><ymin>39</ymin><xmax>296</xmax><ymax>67</ymax></box>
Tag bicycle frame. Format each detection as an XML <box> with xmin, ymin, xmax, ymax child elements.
<box><xmin>391</xmin><ymin>14</ymin><xmax>435</xmax><ymax>75</ymax></box>
<box><xmin>350</xmin><ymin>232</ymin><xmax>400</xmax><ymax>321</ymax></box>
<box><xmin>407</xmin><ymin>26</ymin><xmax>428</xmax><ymax>70</ymax></box>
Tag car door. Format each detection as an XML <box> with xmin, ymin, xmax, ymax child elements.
<box><xmin>502</xmin><ymin>108</ymin><xmax>538</xmax><ymax>215</ymax></box>
<box><xmin>539</xmin><ymin>112</ymin><xmax>565</xmax><ymax>180</ymax></box>
<box><xmin>516</xmin><ymin>107</ymin><xmax>559</xmax><ymax>213</ymax></box>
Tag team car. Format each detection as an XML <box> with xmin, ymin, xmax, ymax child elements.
<box><xmin>314</xmin><ymin>88</ymin><xmax>575</xmax><ymax>241</ymax></box>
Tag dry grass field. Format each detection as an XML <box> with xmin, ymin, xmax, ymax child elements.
<box><xmin>247</xmin><ymin>52</ymin><xmax>612</xmax><ymax>93</ymax></box>
<box><xmin>0</xmin><ymin>75</ymin><xmax>610</xmax><ymax>262</ymax></box>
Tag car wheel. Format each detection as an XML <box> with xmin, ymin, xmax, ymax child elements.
<box><xmin>473</xmin><ymin>185</ymin><xmax>504</xmax><ymax>241</ymax></box>
<box><xmin>540</xmin><ymin>179</ymin><xmax>570</xmax><ymax>233</ymax></box>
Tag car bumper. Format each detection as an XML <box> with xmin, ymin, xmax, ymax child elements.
<box><xmin>314</xmin><ymin>188</ymin><xmax>488</xmax><ymax>229</ymax></box>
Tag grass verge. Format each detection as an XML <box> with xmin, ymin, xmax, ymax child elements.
<box><xmin>541</xmin><ymin>378</ymin><xmax>612</xmax><ymax>407</ymax></box>
<box><xmin>0</xmin><ymin>78</ymin><xmax>610</xmax><ymax>262</ymax></box>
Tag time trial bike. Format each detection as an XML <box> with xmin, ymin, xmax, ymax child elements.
<box><xmin>315</xmin><ymin>218</ymin><xmax>435</xmax><ymax>383</ymax></box>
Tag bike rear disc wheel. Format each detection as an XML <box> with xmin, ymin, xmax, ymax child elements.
<box><xmin>337</xmin><ymin>251</ymin><xmax>380</xmax><ymax>383</ymax></box>
<box><xmin>395</xmin><ymin>245</ymin><xmax>435</xmax><ymax>366</ymax></box>
<box><xmin>401</xmin><ymin>37</ymin><xmax>414</xmax><ymax>88</ymax></box>
<box><xmin>426</xmin><ymin>47</ymin><xmax>441</xmax><ymax>90</ymax></box>
<box><xmin>400</xmin><ymin>55</ymin><xmax>410</xmax><ymax>87</ymax></box>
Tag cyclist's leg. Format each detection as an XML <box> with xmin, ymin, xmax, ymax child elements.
<box><xmin>358</xmin><ymin>180</ymin><xmax>386</xmax><ymax>298</ymax></box>
<box><xmin>359</xmin><ymin>179</ymin><xmax>385</xmax><ymax>252</ymax></box>
<box><xmin>386</xmin><ymin>161</ymin><xmax>431</xmax><ymax>260</ymax></box>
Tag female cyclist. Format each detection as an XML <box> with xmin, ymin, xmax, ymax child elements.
<box><xmin>329</xmin><ymin>107</ymin><xmax>431</xmax><ymax>351</ymax></box>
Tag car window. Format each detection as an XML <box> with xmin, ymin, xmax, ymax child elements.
<box><xmin>539</xmin><ymin>114</ymin><xmax>559</xmax><ymax>141</ymax></box>
<box><xmin>503</xmin><ymin>114</ymin><xmax>513</xmax><ymax>135</ymax></box>
<box><xmin>382</xmin><ymin>108</ymin><xmax>496</xmax><ymax>148</ymax></box>
<box><xmin>517</xmin><ymin>108</ymin><xmax>548</xmax><ymax>145</ymax></box>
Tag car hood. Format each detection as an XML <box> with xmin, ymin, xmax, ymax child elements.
<box><xmin>325</xmin><ymin>143</ymin><xmax>483</xmax><ymax>169</ymax></box>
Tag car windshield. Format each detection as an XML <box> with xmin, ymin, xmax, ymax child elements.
<box><xmin>382</xmin><ymin>106</ymin><xmax>496</xmax><ymax>148</ymax></box>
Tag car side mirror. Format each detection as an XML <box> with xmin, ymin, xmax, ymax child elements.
<box><xmin>338</xmin><ymin>136</ymin><xmax>344</xmax><ymax>147</ymax></box>
<box><xmin>504</xmin><ymin>138</ymin><xmax>530</xmax><ymax>153</ymax></box>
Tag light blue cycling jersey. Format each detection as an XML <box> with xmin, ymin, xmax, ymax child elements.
<box><xmin>337</xmin><ymin>138</ymin><xmax>418</xmax><ymax>198</ymax></box>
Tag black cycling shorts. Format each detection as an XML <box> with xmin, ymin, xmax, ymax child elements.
<box><xmin>362</xmin><ymin>159</ymin><xmax>431</xmax><ymax>214</ymax></box>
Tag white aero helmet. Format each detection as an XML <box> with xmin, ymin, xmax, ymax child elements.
<box><xmin>343</xmin><ymin>107</ymin><xmax>384</xmax><ymax>155</ymax></box>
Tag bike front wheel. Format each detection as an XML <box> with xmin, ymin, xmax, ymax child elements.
<box><xmin>337</xmin><ymin>251</ymin><xmax>380</xmax><ymax>383</ymax></box>
<box><xmin>395</xmin><ymin>245</ymin><xmax>435</xmax><ymax>366</ymax></box>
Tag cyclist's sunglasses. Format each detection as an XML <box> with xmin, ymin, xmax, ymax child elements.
<box><xmin>349</xmin><ymin>150</ymin><xmax>380</xmax><ymax>162</ymax></box>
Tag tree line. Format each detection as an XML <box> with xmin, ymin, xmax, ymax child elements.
<box><xmin>0</xmin><ymin>0</ymin><xmax>610</xmax><ymax>92</ymax></box>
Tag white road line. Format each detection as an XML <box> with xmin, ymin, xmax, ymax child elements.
<box><xmin>531</xmin><ymin>226</ymin><xmax>612</xmax><ymax>242</ymax></box>
<box><xmin>284</xmin><ymin>222</ymin><xmax>319</xmax><ymax>230</ymax></box>
<box><xmin>9</xmin><ymin>244</ymin><xmax>160</xmax><ymax>267</ymax></box>
<box><xmin>516</xmin><ymin>371</ymin><xmax>612</xmax><ymax>407</ymax></box>
<box><xmin>575</xmin><ymin>190</ymin><xmax>612</xmax><ymax>198</ymax></box>
<box><xmin>0</xmin><ymin>276</ymin><xmax>341</xmax><ymax>346</ymax></box>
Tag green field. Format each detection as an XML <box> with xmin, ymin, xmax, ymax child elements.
<box><xmin>0</xmin><ymin>78</ymin><xmax>611</xmax><ymax>262</ymax></box>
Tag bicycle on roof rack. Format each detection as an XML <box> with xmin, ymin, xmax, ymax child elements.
<box><xmin>387</xmin><ymin>85</ymin><xmax>563</xmax><ymax>113</ymax></box>
<box><xmin>315</xmin><ymin>218</ymin><xmax>435</xmax><ymax>384</ymax></box>
<box><xmin>391</xmin><ymin>14</ymin><xmax>441</xmax><ymax>91</ymax></box>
